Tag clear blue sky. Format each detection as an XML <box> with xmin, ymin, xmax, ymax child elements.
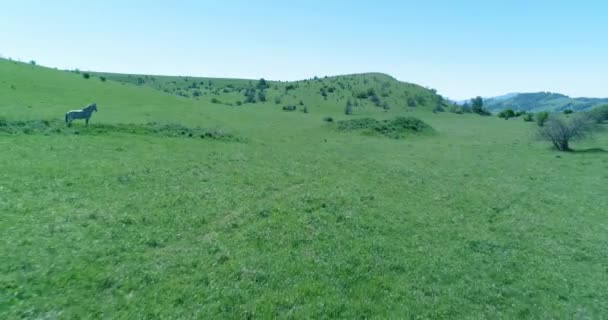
<box><xmin>1</xmin><ymin>0</ymin><xmax>606</xmax><ymax>100</ymax></box>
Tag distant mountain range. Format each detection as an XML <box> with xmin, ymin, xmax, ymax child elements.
<box><xmin>481</xmin><ymin>92</ymin><xmax>608</xmax><ymax>113</ymax></box>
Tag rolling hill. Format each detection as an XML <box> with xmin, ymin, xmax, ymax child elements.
<box><xmin>484</xmin><ymin>92</ymin><xmax>608</xmax><ymax>113</ymax></box>
<box><xmin>2</xmin><ymin>58</ymin><xmax>608</xmax><ymax>318</ymax></box>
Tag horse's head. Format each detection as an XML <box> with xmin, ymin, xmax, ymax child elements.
<box><xmin>91</xmin><ymin>103</ymin><xmax>98</xmax><ymax>112</ymax></box>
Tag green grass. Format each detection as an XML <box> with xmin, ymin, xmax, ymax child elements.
<box><xmin>1</xmin><ymin>58</ymin><xmax>608</xmax><ymax>318</ymax></box>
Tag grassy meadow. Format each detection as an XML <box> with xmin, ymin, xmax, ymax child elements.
<box><xmin>1</xmin><ymin>58</ymin><xmax>608</xmax><ymax>318</ymax></box>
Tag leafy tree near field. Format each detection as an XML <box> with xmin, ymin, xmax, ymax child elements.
<box><xmin>536</xmin><ymin>111</ymin><xmax>549</xmax><ymax>126</ymax></box>
<box><xmin>257</xmin><ymin>78</ymin><xmax>268</xmax><ymax>90</ymax></box>
<box><xmin>523</xmin><ymin>113</ymin><xmax>534</xmax><ymax>122</ymax></box>
<box><xmin>563</xmin><ymin>109</ymin><xmax>573</xmax><ymax>115</ymax></box>
<box><xmin>498</xmin><ymin>109</ymin><xmax>516</xmax><ymax>119</ymax></box>
<box><xmin>471</xmin><ymin>96</ymin><xmax>490</xmax><ymax>115</ymax></box>
<box><xmin>537</xmin><ymin>115</ymin><xmax>594</xmax><ymax>151</ymax></box>
<box><xmin>587</xmin><ymin>104</ymin><xmax>608</xmax><ymax>123</ymax></box>
<box><xmin>345</xmin><ymin>99</ymin><xmax>353</xmax><ymax>115</ymax></box>
<box><xmin>257</xmin><ymin>91</ymin><xmax>266</xmax><ymax>102</ymax></box>
<box><xmin>29</xmin><ymin>60</ymin><xmax>36</xmax><ymax>65</ymax></box>
<box><xmin>83</xmin><ymin>73</ymin><xmax>90</xmax><ymax>79</ymax></box>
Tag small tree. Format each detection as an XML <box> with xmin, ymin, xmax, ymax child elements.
<box><xmin>588</xmin><ymin>105</ymin><xmax>608</xmax><ymax>123</ymax></box>
<box><xmin>536</xmin><ymin>111</ymin><xmax>549</xmax><ymax>126</ymax></box>
<box><xmin>498</xmin><ymin>109</ymin><xmax>516</xmax><ymax>120</ymax></box>
<box><xmin>100</xmin><ymin>76</ymin><xmax>107</xmax><ymax>82</ymax></box>
<box><xmin>83</xmin><ymin>73</ymin><xmax>90</xmax><ymax>79</ymax></box>
<box><xmin>257</xmin><ymin>78</ymin><xmax>268</xmax><ymax>90</ymax></box>
<box><xmin>471</xmin><ymin>96</ymin><xmax>483</xmax><ymax>113</ymax></box>
<box><xmin>538</xmin><ymin>115</ymin><xmax>593</xmax><ymax>151</ymax></box>
<box><xmin>257</xmin><ymin>91</ymin><xmax>266</xmax><ymax>102</ymax></box>
<box><xmin>523</xmin><ymin>113</ymin><xmax>534</xmax><ymax>122</ymax></box>
<box><xmin>345</xmin><ymin>99</ymin><xmax>353</xmax><ymax>115</ymax></box>
<box><xmin>29</xmin><ymin>60</ymin><xmax>36</xmax><ymax>65</ymax></box>
<box><xmin>563</xmin><ymin>109</ymin><xmax>573</xmax><ymax>115</ymax></box>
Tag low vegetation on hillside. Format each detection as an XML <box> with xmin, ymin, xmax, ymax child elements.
<box><xmin>485</xmin><ymin>92</ymin><xmax>608</xmax><ymax>113</ymax></box>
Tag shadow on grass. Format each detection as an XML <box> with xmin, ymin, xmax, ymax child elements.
<box><xmin>572</xmin><ymin>148</ymin><xmax>608</xmax><ymax>154</ymax></box>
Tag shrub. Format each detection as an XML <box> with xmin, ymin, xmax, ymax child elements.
<box><xmin>563</xmin><ymin>109</ymin><xmax>573</xmax><ymax>115</ymax></box>
<box><xmin>538</xmin><ymin>115</ymin><xmax>593</xmax><ymax>151</ymax></box>
<box><xmin>257</xmin><ymin>78</ymin><xmax>268</xmax><ymax>90</ymax></box>
<box><xmin>587</xmin><ymin>104</ymin><xmax>608</xmax><ymax>123</ymax></box>
<box><xmin>355</xmin><ymin>91</ymin><xmax>368</xmax><ymax>99</ymax></box>
<box><xmin>449</xmin><ymin>105</ymin><xmax>464</xmax><ymax>114</ymax></box>
<box><xmin>336</xmin><ymin>116</ymin><xmax>432</xmax><ymax>138</ymax></box>
<box><xmin>211</xmin><ymin>98</ymin><xmax>221</xmax><ymax>104</ymax></box>
<box><xmin>257</xmin><ymin>91</ymin><xmax>266</xmax><ymax>102</ymax></box>
<box><xmin>407</xmin><ymin>97</ymin><xmax>417</xmax><ymax>108</ymax></box>
<box><xmin>323</xmin><ymin>116</ymin><xmax>334</xmax><ymax>123</ymax></box>
<box><xmin>433</xmin><ymin>105</ymin><xmax>445</xmax><ymax>113</ymax></box>
<box><xmin>29</xmin><ymin>60</ymin><xmax>36</xmax><ymax>65</ymax></box>
<box><xmin>274</xmin><ymin>96</ymin><xmax>282</xmax><ymax>104</ymax></box>
<box><xmin>523</xmin><ymin>113</ymin><xmax>534</xmax><ymax>122</ymax></box>
<box><xmin>302</xmin><ymin>105</ymin><xmax>309</xmax><ymax>113</ymax></box>
<box><xmin>100</xmin><ymin>76</ymin><xmax>107</xmax><ymax>82</ymax></box>
<box><xmin>498</xmin><ymin>109</ymin><xmax>516</xmax><ymax>119</ymax></box>
<box><xmin>345</xmin><ymin>100</ymin><xmax>353</xmax><ymax>115</ymax></box>
<box><xmin>244</xmin><ymin>88</ymin><xmax>256</xmax><ymax>103</ymax></box>
<box><xmin>83</xmin><ymin>73</ymin><xmax>90</xmax><ymax>79</ymax></box>
<box><xmin>282</xmin><ymin>105</ymin><xmax>297</xmax><ymax>111</ymax></box>
<box><xmin>369</xmin><ymin>94</ymin><xmax>381</xmax><ymax>107</ymax></box>
<box><xmin>536</xmin><ymin>111</ymin><xmax>549</xmax><ymax>127</ymax></box>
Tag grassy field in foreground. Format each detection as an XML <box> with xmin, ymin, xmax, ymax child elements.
<box><xmin>1</xmin><ymin>59</ymin><xmax>608</xmax><ymax>318</ymax></box>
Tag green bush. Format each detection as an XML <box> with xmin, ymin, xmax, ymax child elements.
<box><xmin>83</xmin><ymin>73</ymin><xmax>90</xmax><ymax>79</ymax></box>
<box><xmin>536</xmin><ymin>111</ymin><xmax>549</xmax><ymax>126</ymax></box>
<box><xmin>257</xmin><ymin>91</ymin><xmax>266</xmax><ymax>102</ymax></box>
<box><xmin>523</xmin><ymin>113</ymin><xmax>534</xmax><ymax>122</ymax></box>
<box><xmin>344</xmin><ymin>100</ymin><xmax>353</xmax><ymax>115</ymax></box>
<box><xmin>336</xmin><ymin>116</ymin><xmax>432</xmax><ymax>139</ymax></box>
<box><xmin>587</xmin><ymin>105</ymin><xmax>608</xmax><ymax>123</ymax></box>
<box><xmin>498</xmin><ymin>109</ymin><xmax>516</xmax><ymax>119</ymax></box>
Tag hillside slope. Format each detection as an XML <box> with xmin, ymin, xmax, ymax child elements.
<box><xmin>485</xmin><ymin>92</ymin><xmax>608</xmax><ymax>113</ymax></box>
<box><xmin>92</xmin><ymin>71</ymin><xmax>450</xmax><ymax>114</ymax></box>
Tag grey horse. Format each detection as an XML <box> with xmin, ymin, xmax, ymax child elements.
<box><xmin>65</xmin><ymin>103</ymin><xmax>98</xmax><ymax>126</ymax></box>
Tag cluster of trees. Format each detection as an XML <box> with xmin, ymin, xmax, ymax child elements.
<box><xmin>588</xmin><ymin>105</ymin><xmax>608</xmax><ymax>123</ymax></box>
<box><xmin>497</xmin><ymin>109</ymin><xmax>528</xmax><ymax>120</ymax></box>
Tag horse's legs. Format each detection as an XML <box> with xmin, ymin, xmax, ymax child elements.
<box><xmin>86</xmin><ymin>118</ymin><xmax>89</xmax><ymax>126</ymax></box>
